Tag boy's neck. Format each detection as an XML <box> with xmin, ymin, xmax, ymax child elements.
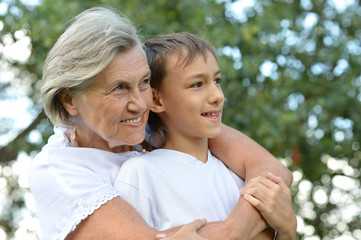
<box><xmin>163</xmin><ymin>135</ymin><xmax>209</xmax><ymax>163</ymax></box>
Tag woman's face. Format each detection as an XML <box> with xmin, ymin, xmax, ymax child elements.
<box><xmin>71</xmin><ymin>46</ymin><xmax>152</xmax><ymax>150</ymax></box>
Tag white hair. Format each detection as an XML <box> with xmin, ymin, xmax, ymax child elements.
<box><xmin>41</xmin><ymin>7</ymin><xmax>142</xmax><ymax>127</ymax></box>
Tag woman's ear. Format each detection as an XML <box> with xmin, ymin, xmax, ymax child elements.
<box><xmin>150</xmin><ymin>88</ymin><xmax>165</xmax><ymax>113</ymax></box>
<box><xmin>58</xmin><ymin>89</ymin><xmax>79</xmax><ymax>116</ymax></box>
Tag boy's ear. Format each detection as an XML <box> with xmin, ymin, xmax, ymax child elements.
<box><xmin>58</xmin><ymin>89</ymin><xmax>79</xmax><ymax>116</ymax></box>
<box><xmin>150</xmin><ymin>89</ymin><xmax>165</xmax><ymax>113</ymax></box>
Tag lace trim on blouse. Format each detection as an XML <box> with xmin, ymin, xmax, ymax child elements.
<box><xmin>56</xmin><ymin>151</ymin><xmax>142</xmax><ymax>240</ymax></box>
<box><xmin>58</xmin><ymin>189</ymin><xmax>120</xmax><ymax>240</ymax></box>
<box><xmin>52</xmin><ymin>126</ymin><xmax>143</xmax><ymax>239</ymax></box>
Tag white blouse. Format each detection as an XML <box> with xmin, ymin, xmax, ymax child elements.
<box><xmin>28</xmin><ymin>127</ymin><xmax>141</xmax><ymax>240</ymax></box>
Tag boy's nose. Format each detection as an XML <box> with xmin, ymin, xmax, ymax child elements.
<box><xmin>208</xmin><ymin>85</ymin><xmax>224</xmax><ymax>104</ymax></box>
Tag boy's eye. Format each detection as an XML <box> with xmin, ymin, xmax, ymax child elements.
<box><xmin>214</xmin><ymin>78</ymin><xmax>221</xmax><ymax>84</ymax></box>
<box><xmin>192</xmin><ymin>82</ymin><xmax>203</xmax><ymax>88</ymax></box>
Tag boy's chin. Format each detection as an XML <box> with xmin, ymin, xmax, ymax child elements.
<box><xmin>207</xmin><ymin>129</ymin><xmax>222</xmax><ymax>138</ymax></box>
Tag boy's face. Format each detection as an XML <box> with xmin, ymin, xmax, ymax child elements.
<box><xmin>153</xmin><ymin>50</ymin><xmax>224</xmax><ymax>140</ymax></box>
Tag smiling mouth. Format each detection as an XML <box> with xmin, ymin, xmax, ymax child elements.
<box><xmin>121</xmin><ymin>117</ymin><xmax>142</xmax><ymax>123</ymax></box>
<box><xmin>201</xmin><ymin>112</ymin><xmax>220</xmax><ymax>118</ymax></box>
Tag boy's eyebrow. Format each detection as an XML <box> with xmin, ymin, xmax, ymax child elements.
<box><xmin>187</xmin><ymin>70</ymin><xmax>222</xmax><ymax>79</ymax></box>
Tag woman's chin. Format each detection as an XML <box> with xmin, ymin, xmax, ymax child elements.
<box><xmin>124</xmin><ymin>134</ymin><xmax>145</xmax><ymax>146</ymax></box>
<box><xmin>105</xmin><ymin>132</ymin><xmax>145</xmax><ymax>150</ymax></box>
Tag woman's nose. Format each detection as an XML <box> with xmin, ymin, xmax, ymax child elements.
<box><xmin>127</xmin><ymin>90</ymin><xmax>147</xmax><ymax>113</ymax></box>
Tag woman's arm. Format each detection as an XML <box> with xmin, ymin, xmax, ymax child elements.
<box><xmin>207</xmin><ymin>124</ymin><xmax>293</xmax><ymax>239</ymax></box>
<box><xmin>65</xmin><ymin>197</ymin><xmax>248</xmax><ymax>240</ymax></box>
<box><xmin>241</xmin><ymin>173</ymin><xmax>297</xmax><ymax>240</ymax></box>
<box><xmin>65</xmin><ymin>197</ymin><xmax>243</xmax><ymax>240</ymax></box>
<box><xmin>209</xmin><ymin>124</ymin><xmax>292</xmax><ymax>185</ymax></box>
<box><xmin>65</xmin><ymin>197</ymin><xmax>158</xmax><ymax>240</ymax></box>
<box><xmin>156</xmin><ymin>219</ymin><xmax>208</xmax><ymax>240</ymax></box>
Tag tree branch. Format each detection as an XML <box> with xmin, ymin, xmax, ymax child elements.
<box><xmin>0</xmin><ymin>110</ymin><xmax>47</xmax><ymax>164</ymax></box>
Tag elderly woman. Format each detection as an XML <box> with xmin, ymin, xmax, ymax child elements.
<box><xmin>29</xmin><ymin>7</ymin><xmax>293</xmax><ymax>240</ymax></box>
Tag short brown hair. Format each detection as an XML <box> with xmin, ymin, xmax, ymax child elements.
<box><xmin>144</xmin><ymin>32</ymin><xmax>217</xmax><ymax>146</ymax></box>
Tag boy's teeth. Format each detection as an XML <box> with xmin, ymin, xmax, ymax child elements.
<box><xmin>202</xmin><ymin>113</ymin><xmax>218</xmax><ymax>117</ymax></box>
<box><xmin>123</xmin><ymin>117</ymin><xmax>141</xmax><ymax>123</ymax></box>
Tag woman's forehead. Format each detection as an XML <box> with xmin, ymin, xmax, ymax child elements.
<box><xmin>95</xmin><ymin>47</ymin><xmax>150</xmax><ymax>85</ymax></box>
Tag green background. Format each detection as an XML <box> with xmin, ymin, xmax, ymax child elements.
<box><xmin>0</xmin><ymin>0</ymin><xmax>360</xmax><ymax>239</ymax></box>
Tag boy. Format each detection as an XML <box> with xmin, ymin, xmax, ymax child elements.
<box><xmin>115</xmin><ymin>33</ymin><xmax>296</xmax><ymax>239</ymax></box>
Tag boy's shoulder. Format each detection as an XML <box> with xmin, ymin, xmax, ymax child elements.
<box><xmin>123</xmin><ymin>151</ymin><xmax>151</xmax><ymax>166</ymax></box>
<box><xmin>121</xmin><ymin>149</ymin><xmax>163</xmax><ymax>168</ymax></box>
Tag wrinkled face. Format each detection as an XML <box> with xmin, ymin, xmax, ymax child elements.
<box><xmin>72</xmin><ymin>46</ymin><xmax>152</xmax><ymax>149</ymax></box>
<box><xmin>156</xmin><ymin>51</ymin><xmax>224</xmax><ymax>140</ymax></box>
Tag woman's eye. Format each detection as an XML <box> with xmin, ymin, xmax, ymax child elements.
<box><xmin>142</xmin><ymin>78</ymin><xmax>151</xmax><ymax>85</ymax></box>
<box><xmin>113</xmin><ymin>84</ymin><xmax>125</xmax><ymax>92</ymax></box>
<box><xmin>114</xmin><ymin>86</ymin><xmax>123</xmax><ymax>91</ymax></box>
<box><xmin>139</xmin><ymin>78</ymin><xmax>151</xmax><ymax>91</ymax></box>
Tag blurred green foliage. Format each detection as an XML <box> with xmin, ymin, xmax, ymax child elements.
<box><xmin>0</xmin><ymin>0</ymin><xmax>360</xmax><ymax>239</ymax></box>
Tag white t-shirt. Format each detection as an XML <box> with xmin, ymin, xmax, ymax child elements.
<box><xmin>28</xmin><ymin>127</ymin><xmax>141</xmax><ymax>240</ymax></box>
<box><xmin>114</xmin><ymin>149</ymin><xmax>244</xmax><ymax>231</ymax></box>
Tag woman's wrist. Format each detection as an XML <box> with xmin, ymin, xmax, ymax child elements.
<box><xmin>275</xmin><ymin>231</ymin><xmax>296</xmax><ymax>240</ymax></box>
<box><xmin>275</xmin><ymin>218</ymin><xmax>297</xmax><ymax>240</ymax></box>
<box><xmin>232</xmin><ymin>200</ymin><xmax>269</xmax><ymax>239</ymax></box>
<box><xmin>217</xmin><ymin>220</ymin><xmax>243</xmax><ymax>240</ymax></box>
<box><xmin>197</xmin><ymin>220</ymin><xmax>243</xmax><ymax>240</ymax></box>
<box><xmin>222</xmin><ymin>211</ymin><xmax>267</xmax><ymax>240</ymax></box>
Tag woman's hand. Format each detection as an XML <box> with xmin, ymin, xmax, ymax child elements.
<box><xmin>156</xmin><ymin>219</ymin><xmax>208</xmax><ymax>240</ymax></box>
<box><xmin>240</xmin><ymin>172</ymin><xmax>297</xmax><ymax>240</ymax></box>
